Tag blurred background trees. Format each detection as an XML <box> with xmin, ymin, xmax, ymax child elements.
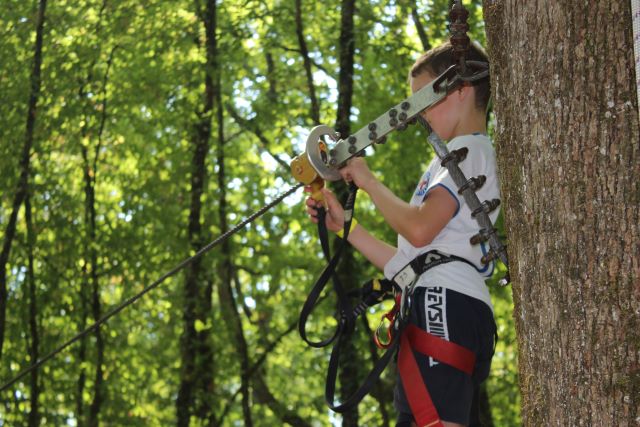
<box><xmin>0</xmin><ymin>0</ymin><xmax>520</xmax><ymax>425</ymax></box>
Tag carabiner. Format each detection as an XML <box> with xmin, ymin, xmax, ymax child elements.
<box><xmin>373</xmin><ymin>295</ymin><xmax>401</xmax><ymax>349</ymax></box>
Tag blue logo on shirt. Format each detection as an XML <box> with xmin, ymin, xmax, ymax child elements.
<box><xmin>415</xmin><ymin>172</ymin><xmax>431</xmax><ymax>197</ymax></box>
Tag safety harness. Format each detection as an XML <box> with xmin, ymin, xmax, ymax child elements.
<box><xmin>292</xmin><ymin>2</ymin><xmax>509</xmax><ymax>424</ymax></box>
<box><xmin>299</xmin><ymin>204</ymin><xmax>486</xmax><ymax>424</ymax></box>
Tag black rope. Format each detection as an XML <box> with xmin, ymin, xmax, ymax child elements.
<box><xmin>0</xmin><ymin>183</ymin><xmax>304</xmax><ymax>393</ymax></box>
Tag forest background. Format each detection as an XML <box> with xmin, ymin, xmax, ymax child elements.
<box><xmin>0</xmin><ymin>0</ymin><xmax>521</xmax><ymax>425</ymax></box>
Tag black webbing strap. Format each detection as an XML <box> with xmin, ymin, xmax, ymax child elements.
<box><xmin>325</xmin><ymin>319</ymin><xmax>405</xmax><ymax>412</ymax></box>
<box><xmin>324</xmin><ymin>250</ymin><xmax>476</xmax><ymax>412</ymax></box>
<box><xmin>407</xmin><ymin>250</ymin><xmax>478</xmax><ymax>278</ymax></box>
<box><xmin>299</xmin><ymin>185</ymin><xmax>481</xmax><ymax>411</ymax></box>
<box><xmin>298</xmin><ymin>183</ymin><xmax>358</xmax><ymax>348</ymax></box>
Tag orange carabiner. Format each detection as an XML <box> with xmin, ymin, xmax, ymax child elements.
<box><xmin>373</xmin><ymin>295</ymin><xmax>401</xmax><ymax>349</ymax></box>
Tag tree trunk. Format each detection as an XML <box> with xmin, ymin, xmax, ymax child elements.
<box><xmin>84</xmin><ymin>43</ymin><xmax>114</xmax><ymax>427</ymax></box>
<box><xmin>176</xmin><ymin>1</ymin><xmax>218</xmax><ymax>425</ymax></box>
<box><xmin>411</xmin><ymin>1</ymin><xmax>431</xmax><ymax>52</ymax></box>
<box><xmin>335</xmin><ymin>0</ymin><xmax>356</xmax><ymax>140</ymax></box>
<box><xmin>75</xmin><ymin>7</ymin><xmax>110</xmax><ymax>421</ymax></box>
<box><xmin>25</xmin><ymin>194</ymin><xmax>40</xmax><ymax>427</ymax></box>
<box><xmin>212</xmin><ymin>45</ymin><xmax>255</xmax><ymax>425</ymax></box>
<box><xmin>0</xmin><ymin>0</ymin><xmax>47</xmax><ymax>360</ymax></box>
<box><xmin>295</xmin><ymin>0</ymin><xmax>320</xmax><ymax>125</ymax></box>
<box><xmin>84</xmin><ymin>145</ymin><xmax>104</xmax><ymax>427</ymax></box>
<box><xmin>484</xmin><ymin>1</ymin><xmax>640</xmax><ymax>424</ymax></box>
<box><xmin>360</xmin><ymin>317</ymin><xmax>391</xmax><ymax>427</ymax></box>
<box><xmin>252</xmin><ymin>375</ymin><xmax>312</xmax><ymax>427</ymax></box>
<box><xmin>334</xmin><ymin>1</ymin><xmax>361</xmax><ymax>426</ymax></box>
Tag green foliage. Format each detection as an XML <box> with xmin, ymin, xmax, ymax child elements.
<box><xmin>0</xmin><ymin>0</ymin><xmax>520</xmax><ymax>425</ymax></box>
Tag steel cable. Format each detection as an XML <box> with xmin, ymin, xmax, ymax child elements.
<box><xmin>0</xmin><ymin>183</ymin><xmax>303</xmax><ymax>393</ymax></box>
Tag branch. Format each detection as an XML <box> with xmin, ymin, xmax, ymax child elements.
<box><xmin>225</xmin><ymin>104</ymin><xmax>290</xmax><ymax>171</ymax></box>
<box><xmin>231</xmin><ymin>264</ymin><xmax>254</xmax><ymax>322</ymax></box>
<box><xmin>295</xmin><ymin>0</ymin><xmax>320</xmax><ymax>124</ymax></box>
<box><xmin>411</xmin><ymin>2</ymin><xmax>431</xmax><ymax>52</ymax></box>
<box><xmin>93</xmin><ymin>44</ymin><xmax>119</xmax><ymax>173</ymax></box>
<box><xmin>213</xmin><ymin>319</ymin><xmax>299</xmax><ymax>427</ymax></box>
<box><xmin>274</xmin><ymin>43</ymin><xmax>333</xmax><ymax>78</ymax></box>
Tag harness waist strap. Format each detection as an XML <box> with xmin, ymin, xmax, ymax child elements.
<box><xmin>391</xmin><ymin>250</ymin><xmax>476</xmax><ymax>291</ymax></box>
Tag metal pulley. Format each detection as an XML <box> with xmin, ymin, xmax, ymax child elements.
<box><xmin>303</xmin><ymin>125</ymin><xmax>343</xmax><ymax>182</ymax></box>
<box><xmin>290</xmin><ymin>125</ymin><xmax>342</xmax><ymax>202</ymax></box>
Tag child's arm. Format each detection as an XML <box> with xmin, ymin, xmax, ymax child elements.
<box><xmin>306</xmin><ymin>188</ymin><xmax>397</xmax><ymax>270</ymax></box>
<box><xmin>340</xmin><ymin>158</ymin><xmax>457</xmax><ymax>247</ymax></box>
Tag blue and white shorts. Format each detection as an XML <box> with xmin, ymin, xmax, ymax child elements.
<box><xmin>394</xmin><ymin>286</ymin><xmax>496</xmax><ymax>426</ymax></box>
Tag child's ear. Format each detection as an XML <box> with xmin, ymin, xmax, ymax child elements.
<box><xmin>457</xmin><ymin>84</ymin><xmax>473</xmax><ymax>101</ymax></box>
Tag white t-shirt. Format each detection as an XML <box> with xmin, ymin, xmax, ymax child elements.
<box><xmin>383</xmin><ymin>134</ymin><xmax>500</xmax><ymax>310</ymax></box>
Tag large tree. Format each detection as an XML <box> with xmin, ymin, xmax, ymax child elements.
<box><xmin>484</xmin><ymin>1</ymin><xmax>639</xmax><ymax>424</ymax></box>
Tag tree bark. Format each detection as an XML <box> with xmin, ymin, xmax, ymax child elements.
<box><xmin>213</xmin><ymin>320</ymin><xmax>299</xmax><ymax>427</ymax></box>
<box><xmin>411</xmin><ymin>1</ymin><xmax>431</xmax><ymax>52</ymax></box>
<box><xmin>0</xmin><ymin>0</ymin><xmax>47</xmax><ymax>360</ymax></box>
<box><xmin>84</xmin><ymin>136</ymin><xmax>104</xmax><ymax>427</ymax></box>
<box><xmin>484</xmin><ymin>1</ymin><xmax>640</xmax><ymax>424</ymax></box>
<box><xmin>252</xmin><ymin>375</ymin><xmax>312</xmax><ymax>427</ymax></box>
<box><xmin>334</xmin><ymin>1</ymin><xmax>361</xmax><ymax>426</ymax></box>
<box><xmin>25</xmin><ymin>194</ymin><xmax>39</xmax><ymax>427</ymax></box>
<box><xmin>82</xmin><ymin>42</ymin><xmax>114</xmax><ymax>427</ymax></box>
<box><xmin>295</xmin><ymin>0</ymin><xmax>321</xmax><ymax>124</ymax></box>
<box><xmin>360</xmin><ymin>317</ymin><xmax>391</xmax><ymax>427</ymax></box>
<box><xmin>335</xmin><ymin>0</ymin><xmax>356</xmax><ymax>140</ymax></box>
<box><xmin>176</xmin><ymin>1</ymin><xmax>218</xmax><ymax>425</ymax></box>
<box><xmin>212</xmin><ymin>36</ymin><xmax>255</xmax><ymax>427</ymax></box>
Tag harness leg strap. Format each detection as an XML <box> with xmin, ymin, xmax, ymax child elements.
<box><xmin>398</xmin><ymin>324</ymin><xmax>476</xmax><ymax>427</ymax></box>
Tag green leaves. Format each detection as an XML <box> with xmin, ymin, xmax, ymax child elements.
<box><xmin>0</xmin><ymin>0</ymin><xmax>518</xmax><ymax>425</ymax></box>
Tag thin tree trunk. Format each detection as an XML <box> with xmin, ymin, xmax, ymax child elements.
<box><xmin>25</xmin><ymin>194</ymin><xmax>40</xmax><ymax>427</ymax></box>
<box><xmin>360</xmin><ymin>317</ymin><xmax>391</xmax><ymax>427</ymax></box>
<box><xmin>176</xmin><ymin>1</ymin><xmax>218</xmax><ymax>424</ymax></box>
<box><xmin>74</xmin><ymin>2</ymin><xmax>108</xmax><ymax>422</ymax></box>
<box><xmin>0</xmin><ymin>0</ymin><xmax>47</xmax><ymax>360</ymax></box>
<box><xmin>265</xmin><ymin>52</ymin><xmax>277</xmax><ymax>103</ymax></box>
<box><xmin>335</xmin><ymin>0</ymin><xmax>356</xmax><ymax>140</ymax></box>
<box><xmin>76</xmin><ymin>295</ymin><xmax>87</xmax><ymax>423</ymax></box>
<box><xmin>211</xmin><ymin>21</ymin><xmax>254</xmax><ymax>426</ymax></box>
<box><xmin>213</xmin><ymin>320</ymin><xmax>299</xmax><ymax>427</ymax></box>
<box><xmin>85</xmin><ymin>148</ymin><xmax>104</xmax><ymax>427</ymax></box>
<box><xmin>295</xmin><ymin>0</ymin><xmax>320</xmax><ymax>124</ymax></box>
<box><xmin>411</xmin><ymin>2</ymin><xmax>431</xmax><ymax>52</ymax></box>
<box><xmin>334</xmin><ymin>1</ymin><xmax>360</xmax><ymax>426</ymax></box>
<box><xmin>213</xmin><ymin>199</ymin><xmax>253</xmax><ymax>427</ymax></box>
<box><xmin>252</xmin><ymin>375</ymin><xmax>312</xmax><ymax>427</ymax></box>
<box><xmin>484</xmin><ymin>1</ymin><xmax>640</xmax><ymax>424</ymax></box>
<box><xmin>83</xmin><ymin>41</ymin><xmax>114</xmax><ymax>427</ymax></box>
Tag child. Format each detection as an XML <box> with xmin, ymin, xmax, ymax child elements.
<box><xmin>306</xmin><ymin>41</ymin><xmax>498</xmax><ymax>427</ymax></box>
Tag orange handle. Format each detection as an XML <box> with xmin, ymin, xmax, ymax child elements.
<box><xmin>291</xmin><ymin>152</ymin><xmax>325</xmax><ymax>202</ymax></box>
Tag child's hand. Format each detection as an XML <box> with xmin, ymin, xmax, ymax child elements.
<box><xmin>305</xmin><ymin>188</ymin><xmax>345</xmax><ymax>232</ymax></box>
<box><xmin>339</xmin><ymin>157</ymin><xmax>376</xmax><ymax>191</ymax></box>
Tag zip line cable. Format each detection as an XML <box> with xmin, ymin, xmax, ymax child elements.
<box><xmin>0</xmin><ymin>183</ymin><xmax>303</xmax><ymax>393</ymax></box>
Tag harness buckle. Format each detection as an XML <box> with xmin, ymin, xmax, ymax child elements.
<box><xmin>391</xmin><ymin>261</ymin><xmax>422</xmax><ymax>322</ymax></box>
